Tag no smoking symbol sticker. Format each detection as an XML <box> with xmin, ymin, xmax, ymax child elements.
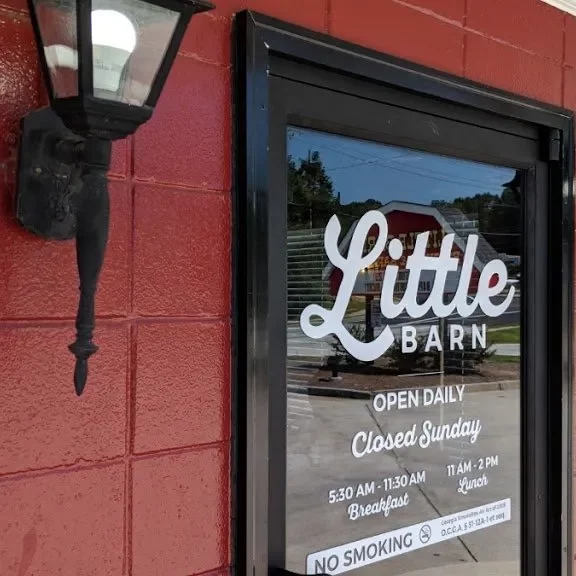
<box><xmin>419</xmin><ymin>525</ymin><xmax>432</xmax><ymax>544</ymax></box>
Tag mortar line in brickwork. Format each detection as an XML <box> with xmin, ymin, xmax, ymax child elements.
<box><xmin>131</xmin><ymin>177</ymin><xmax>230</xmax><ymax>194</ymax></box>
<box><xmin>123</xmin><ymin>458</ymin><xmax>134</xmax><ymax>576</ymax></box>
<box><xmin>177</xmin><ymin>49</ymin><xmax>231</xmax><ymax>69</ymax></box>
<box><xmin>464</xmin><ymin>25</ymin><xmax>564</xmax><ymax>64</ymax></box>
<box><xmin>127</xmin><ymin>324</ymin><xmax>137</xmax><ymax>457</ymax></box>
<box><xmin>0</xmin><ymin>456</ymin><xmax>126</xmax><ymax>485</ymax></box>
<box><xmin>123</xmin><ymin>325</ymin><xmax>136</xmax><ymax>575</ymax></box>
<box><xmin>461</xmin><ymin>33</ymin><xmax>467</xmax><ymax>77</ymax></box>
<box><xmin>562</xmin><ymin>14</ymin><xmax>568</xmax><ymax>107</ymax></box>
<box><xmin>184</xmin><ymin>564</ymin><xmax>231</xmax><ymax>576</ymax></box>
<box><xmin>108</xmin><ymin>173</ymin><xmax>127</xmax><ymax>182</ymax></box>
<box><xmin>129</xmin><ymin>439</ymin><xmax>229</xmax><ymax>462</ymax></box>
<box><xmin>560</xmin><ymin>14</ymin><xmax>568</xmax><ymax>106</ymax></box>
<box><xmin>391</xmin><ymin>0</ymin><xmax>464</xmax><ymax>27</ymax></box>
<box><xmin>0</xmin><ymin>441</ymin><xmax>229</xmax><ymax>484</ymax></box>
<box><xmin>128</xmin><ymin>135</ymin><xmax>136</xmax><ymax>316</ymax></box>
<box><xmin>461</xmin><ymin>0</ymin><xmax>468</xmax><ymax>78</ymax></box>
<box><xmin>563</xmin><ymin>13</ymin><xmax>567</xmax><ymax>66</ymax></box>
<box><xmin>0</xmin><ymin>315</ymin><xmax>229</xmax><ymax>328</ymax></box>
<box><xmin>132</xmin><ymin>315</ymin><xmax>229</xmax><ymax>324</ymax></box>
<box><xmin>0</xmin><ymin>316</ymin><xmax>125</xmax><ymax>326</ymax></box>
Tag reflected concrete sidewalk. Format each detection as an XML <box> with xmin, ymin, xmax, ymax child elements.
<box><xmin>397</xmin><ymin>561</ymin><xmax>518</xmax><ymax>576</ymax></box>
<box><xmin>490</xmin><ymin>344</ymin><xmax>520</xmax><ymax>357</ymax></box>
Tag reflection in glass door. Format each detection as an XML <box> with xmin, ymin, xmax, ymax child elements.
<box><xmin>285</xmin><ymin>127</ymin><xmax>522</xmax><ymax>576</ymax></box>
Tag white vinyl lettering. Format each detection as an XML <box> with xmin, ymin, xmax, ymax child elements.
<box><xmin>401</xmin><ymin>326</ymin><xmax>417</xmax><ymax>353</ymax></box>
<box><xmin>471</xmin><ymin>324</ymin><xmax>487</xmax><ymax>349</ymax></box>
<box><xmin>300</xmin><ymin>211</ymin><xmax>514</xmax><ymax>361</ymax></box>
<box><xmin>425</xmin><ymin>325</ymin><xmax>442</xmax><ymax>352</ymax></box>
<box><xmin>449</xmin><ymin>325</ymin><xmax>464</xmax><ymax>350</ymax></box>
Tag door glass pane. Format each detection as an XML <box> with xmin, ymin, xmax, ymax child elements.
<box><xmin>286</xmin><ymin>127</ymin><xmax>521</xmax><ymax>576</ymax></box>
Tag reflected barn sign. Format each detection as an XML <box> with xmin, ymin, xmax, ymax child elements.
<box><xmin>327</xmin><ymin>202</ymin><xmax>499</xmax><ymax>298</ymax></box>
<box><xmin>300</xmin><ymin>202</ymin><xmax>514</xmax><ymax>362</ymax></box>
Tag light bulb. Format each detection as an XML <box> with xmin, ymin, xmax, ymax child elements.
<box><xmin>91</xmin><ymin>9</ymin><xmax>137</xmax><ymax>96</ymax></box>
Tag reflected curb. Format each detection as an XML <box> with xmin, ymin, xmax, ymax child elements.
<box><xmin>287</xmin><ymin>379</ymin><xmax>520</xmax><ymax>400</ymax></box>
<box><xmin>288</xmin><ymin>384</ymin><xmax>371</xmax><ymax>400</ymax></box>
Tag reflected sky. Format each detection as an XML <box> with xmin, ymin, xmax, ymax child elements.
<box><xmin>288</xmin><ymin>127</ymin><xmax>516</xmax><ymax>205</ymax></box>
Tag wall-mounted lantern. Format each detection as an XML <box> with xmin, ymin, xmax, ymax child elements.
<box><xmin>17</xmin><ymin>0</ymin><xmax>215</xmax><ymax>396</ymax></box>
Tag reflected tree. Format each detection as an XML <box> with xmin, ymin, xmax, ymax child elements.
<box><xmin>288</xmin><ymin>151</ymin><xmax>337</xmax><ymax>229</ymax></box>
<box><xmin>432</xmin><ymin>170</ymin><xmax>521</xmax><ymax>257</ymax></box>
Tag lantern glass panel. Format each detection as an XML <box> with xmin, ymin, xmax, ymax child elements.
<box><xmin>32</xmin><ymin>0</ymin><xmax>79</xmax><ymax>98</ymax></box>
<box><xmin>91</xmin><ymin>0</ymin><xmax>180</xmax><ymax>106</ymax></box>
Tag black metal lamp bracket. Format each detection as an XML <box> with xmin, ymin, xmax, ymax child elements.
<box><xmin>16</xmin><ymin>107</ymin><xmax>112</xmax><ymax>396</ymax></box>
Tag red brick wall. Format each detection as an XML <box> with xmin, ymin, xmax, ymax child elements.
<box><xmin>0</xmin><ymin>0</ymin><xmax>572</xmax><ymax>574</ymax></box>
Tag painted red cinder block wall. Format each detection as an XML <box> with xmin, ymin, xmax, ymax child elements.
<box><xmin>0</xmin><ymin>0</ymin><xmax>573</xmax><ymax>574</ymax></box>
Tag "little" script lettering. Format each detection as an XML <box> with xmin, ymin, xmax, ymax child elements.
<box><xmin>300</xmin><ymin>210</ymin><xmax>515</xmax><ymax>362</ymax></box>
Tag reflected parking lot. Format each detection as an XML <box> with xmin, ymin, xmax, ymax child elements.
<box><xmin>286</xmin><ymin>388</ymin><xmax>520</xmax><ymax>576</ymax></box>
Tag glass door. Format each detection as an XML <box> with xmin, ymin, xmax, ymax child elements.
<box><xmin>284</xmin><ymin>127</ymin><xmax>522</xmax><ymax>576</ymax></box>
<box><xmin>256</xmin><ymin>65</ymin><xmax>558</xmax><ymax>576</ymax></box>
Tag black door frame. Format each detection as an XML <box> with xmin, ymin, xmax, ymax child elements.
<box><xmin>268</xmin><ymin>74</ymin><xmax>550</xmax><ymax>576</ymax></box>
<box><xmin>234</xmin><ymin>10</ymin><xmax>574</xmax><ymax>576</ymax></box>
